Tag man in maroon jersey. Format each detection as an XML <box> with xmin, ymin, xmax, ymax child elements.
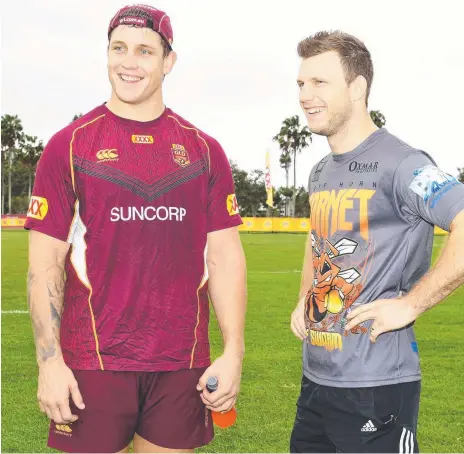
<box><xmin>25</xmin><ymin>4</ymin><xmax>246</xmax><ymax>453</ymax></box>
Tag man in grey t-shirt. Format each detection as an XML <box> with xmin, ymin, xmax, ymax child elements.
<box><xmin>290</xmin><ymin>31</ymin><xmax>464</xmax><ymax>453</ymax></box>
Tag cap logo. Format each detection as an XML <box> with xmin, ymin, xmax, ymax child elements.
<box><xmin>119</xmin><ymin>16</ymin><xmax>147</xmax><ymax>27</ymax></box>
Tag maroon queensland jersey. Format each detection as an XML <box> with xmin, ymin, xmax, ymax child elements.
<box><xmin>25</xmin><ymin>104</ymin><xmax>242</xmax><ymax>371</ymax></box>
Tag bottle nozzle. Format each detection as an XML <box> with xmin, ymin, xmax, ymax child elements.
<box><xmin>206</xmin><ymin>376</ymin><xmax>219</xmax><ymax>392</ymax></box>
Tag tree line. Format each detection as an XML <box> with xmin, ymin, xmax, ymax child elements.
<box><xmin>1</xmin><ymin>114</ymin><xmax>82</xmax><ymax>215</ymax></box>
<box><xmin>2</xmin><ymin>111</ymin><xmax>463</xmax><ymax>216</ymax></box>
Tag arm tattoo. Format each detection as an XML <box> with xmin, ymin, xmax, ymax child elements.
<box><xmin>50</xmin><ymin>302</ymin><xmax>61</xmax><ymax>325</ymax></box>
<box><xmin>28</xmin><ymin>265</ymin><xmax>65</xmax><ymax>363</ymax></box>
<box><xmin>47</xmin><ymin>271</ymin><xmax>65</xmax><ymax>324</ymax></box>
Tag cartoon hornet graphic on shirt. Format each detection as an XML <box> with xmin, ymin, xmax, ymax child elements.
<box><xmin>305</xmin><ymin>233</ymin><xmax>367</xmax><ymax>344</ymax></box>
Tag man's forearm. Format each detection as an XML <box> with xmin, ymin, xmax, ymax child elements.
<box><xmin>28</xmin><ymin>265</ymin><xmax>65</xmax><ymax>365</ymax></box>
<box><xmin>207</xmin><ymin>253</ymin><xmax>247</xmax><ymax>358</ymax></box>
<box><xmin>404</xmin><ymin>224</ymin><xmax>464</xmax><ymax>315</ymax></box>
<box><xmin>299</xmin><ymin>264</ymin><xmax>314</xmax><ymax>301</ymax></box>
<box><xmin>299</xmin><ymin>235</ymin><xmax>314</xmax><ymax>300</ymax></box>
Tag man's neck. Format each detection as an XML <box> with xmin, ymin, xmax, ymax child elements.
<box><xmin>328</xmin><ymin>114</ymin><xmax>378</xmax><ymax>155</ymax></box>
<box><xmin>106</xmin><ymin>93</ymin><xmax>166</xmax><ymax>122</ymax></box>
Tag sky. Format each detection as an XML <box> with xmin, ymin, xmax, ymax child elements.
<box><xmin>2</xmin><ymin>0</ymin><xmax>463</xmax><ymax>189</ymax></box>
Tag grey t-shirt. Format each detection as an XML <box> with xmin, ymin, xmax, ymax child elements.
<box><xmin>303</xmin><ymin>128</ymin><xmax>464</xmax><ymax>387</ymax></box>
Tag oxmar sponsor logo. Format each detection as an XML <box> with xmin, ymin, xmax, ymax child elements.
<box><xmin>349</xmin><ymin>161</ymin><xmax>379</xmax><ymax>173</ymax></box>
<box><xmin>110</xmin><ymin>206</ymin><xmax>187</xmax><ymax>222</ymax></box>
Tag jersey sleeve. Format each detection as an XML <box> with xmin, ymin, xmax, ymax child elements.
<box><xmin>24</xmin><ymin>132</ymin><xmax>77</xmax><ymax>242</ymax></box>
<box><xmin>393</xmin><ymin>151</ymin><xmax>464</xmax><ymax>232</ymax></box>
<box><xmin>205</xmin><ymin>138</ymin><xmax>242</xmax><ymax>233</ymax></box>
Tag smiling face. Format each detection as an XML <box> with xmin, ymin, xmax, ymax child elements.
<box><xmin>298</xmin><ymin>51</ymin><xmax>355</xmax><ymax>137</ymax></box>
<box><xmin>107</xmin><ymin>25</ymin><xmax>176</xmax><ymax>105</ymax></box>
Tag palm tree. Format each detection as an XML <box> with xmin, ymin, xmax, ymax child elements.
<box><xmin>458</xmin><ymin>167</ymin><xmax>464</xmax><ymax>184</ymax></box>
<box><xmin>370</xmin><ymin>110</ymin><xmax>386</xmax><ymax>128</ymax></box>
<box><xmin>70</xmin><ymin>113</ymin><xmax>83</xmax><ymax>123</ymax></box>
<box><xmin>278</xmin><ymin>152</ymin><xmax>292</xmax><ymax>216</ymax></box>
<box><xmin>1</xmin><ymin>114</ymin><xmax>24</xmax><ymax>214</ymax></box>
<box><xmin>273</xmin><ymin>115</ymin><xmax>312</xmax><ymax>217</ymax></box>
<box><xmin>21</xmin><ymin>135</ymin><xmax>44</xmax><ymax>198</ymax></box>
<box><xmin>280</xmin><ymin>151</ymin><xmax>292</xmax><ymax>188</ymax></box>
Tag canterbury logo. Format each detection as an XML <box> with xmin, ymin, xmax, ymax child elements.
<box><xmin>55</xmin><ymin>424</ymin><xmax>72</xmax><ymax>433</ymax></box>
<box><xmin>96</xmin><ymin>149</ymin><xmax>118</xmax><ymax>162</ymax></box>
<box><xmin>132</xmin><ymin>135</ymin><xmax>154</xmax><ymax>144</ymax></box>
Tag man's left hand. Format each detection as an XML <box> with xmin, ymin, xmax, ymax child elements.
<box><xmin>196</xmin><ymin>351</ymin><xmax>242</xmax><ymax>412</ymax></box>
<box><xmin>345</xmin><ymin>298</ymin><xmax>421</xmax><ymax>342</ymax></box>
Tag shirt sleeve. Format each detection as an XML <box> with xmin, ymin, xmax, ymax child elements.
<box><xmin>393</xmin><ymin>151</ymin><xmax>464</xmax><ymax>232</ymax></box>
<box><xmin>24</xmin><ymin>132</ymin><xmax>77</xmax><ymax>242</ymax></box>
<box><xmin>205</xmin><ymin>138</ymin><xmax>242</xmax><ymax>233</ymax></box>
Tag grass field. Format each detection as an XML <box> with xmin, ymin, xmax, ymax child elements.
<box><xmin>1</xmin><ymin>230</ymin><xmax>463</xmax><ymax>453</ymax></box>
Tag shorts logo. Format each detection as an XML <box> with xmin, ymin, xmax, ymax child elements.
<box><xmin>55</xmin><ymin>424</ymin><xmax>73</xmax><ymax>437</ymax></box>
<box><xmin>171</xmin><ymin>144</ymin><xmax>190</xmax><ymax>167</ymax></box>
<box><xmin>27</xmin><ymin>196</ymin><xmax>49</xmax><ymax>220</ymax></box>
<box><xmin>96</xmin><ymin>149</ymin><xmax>118</xmax><ymax>162</ymax></box>
<box><xmin>132</xmin><ymin>135</ymin><xmax>154</xmax><ymax>144</ymax></box>
<box><xmin>227</xmin><ymin>194</ymin><xmax>239</xmax><ymax>216</ymax></box>
<box><xmin>361</xmin><ymin>420</ymin><xmax>377</xmax><ymax>432</ymax></box>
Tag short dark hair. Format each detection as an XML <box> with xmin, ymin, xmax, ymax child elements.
<box><xmin>297</xmin><ymin>30</ymin><xmax>373</xmax><ymax>105</ymax></box>
<box><xmin>109</xmin><ymin>6</ymin><xmax>171</xmax><ymax>58</ymax></box>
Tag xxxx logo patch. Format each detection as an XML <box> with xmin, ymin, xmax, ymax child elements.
<box><xmin>227</xmin><ymin>194</ymin><xmax>239</xmax><ymax>216</ymax></box>
<box><xmin>132</xmin><ymin>135</ymin><xmax>154</xmax><ymax>144</ymax></box>
<box><xmin>27</xmin><ymin>196</ymin><xmax>49</xmax><ymax>220</ymax></box>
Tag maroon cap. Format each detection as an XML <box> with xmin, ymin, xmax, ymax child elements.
<box><xmin>108</xmin><ymin>4</ymin><xmax>173</xmax><ymax>49</ymax></box>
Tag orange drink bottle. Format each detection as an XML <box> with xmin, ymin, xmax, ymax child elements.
<box><xmin>206</xmin><ymin>376</ymin><xmax>237</xmax><ymax>428</ymax></box>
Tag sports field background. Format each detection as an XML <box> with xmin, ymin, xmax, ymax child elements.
<box><xmin>1</xmin><ymin>231</ymin><xmax>463</xmax><ymax>453</ymax></box>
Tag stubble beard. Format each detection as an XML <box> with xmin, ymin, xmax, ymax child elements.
<box><xmin>310</xmin><ymin>103</ymin><xmax>353</xmax><ymax>138</ymax></box>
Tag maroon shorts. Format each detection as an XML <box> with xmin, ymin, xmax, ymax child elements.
<box><xmin>48</xmin><ymin>368</ymin><xmax>214</xmax><ymax>453</ymax></box>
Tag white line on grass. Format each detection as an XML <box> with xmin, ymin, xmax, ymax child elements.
<box><xmin>0</xmin><ymin>242</ymin><xmax>445</xmax><ymax>314</ymax></box>
<box><xmin>256</xmin><ymin>270</ymin><xmax>302</xmax><ymax>274</ymax></box>
<box><xmin>2</xmin><ymin>310</ymin><xmax>29</xmax><ymax>314</ymax></box>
